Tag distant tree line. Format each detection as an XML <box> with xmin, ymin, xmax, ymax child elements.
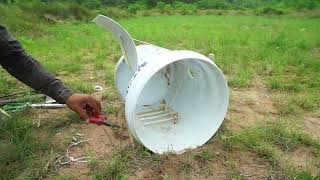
<box><xmin>1</xmin><ymin>0</ymin><xmax>319</xmax><ymax>10</ymax></box>
<box><xmin>1</xmin><ymin>0</ymin><xmax>319</xmax><ymax>34</ymax></box>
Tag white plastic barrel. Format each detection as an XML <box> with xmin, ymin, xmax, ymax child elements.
<box><xmin>94</xmin><ymin>15</ymin><xmax>229</xmax><ymax>154</ymax></box>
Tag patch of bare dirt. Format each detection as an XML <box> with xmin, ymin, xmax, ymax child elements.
<box><xmin>59</xmin><ymin>163</ymin><xmax>90</xmax><ymax>178</ymax></box>
<box><xmin>226</xmin><ymin>78</ymin><xmax>277</xmax><ymax>131</ymax></box>
<box><xmin>287</xmin><ymin>147</ymin><xmax>315</xmax><ymax>168</ymax></box>
<box><xmin>313</xmin><ymin>48</ymin><xmax>320</xmax><ymax>58</ymax></box>
<box><xmin>290</xmin><ymin>9</ymin><xmax>320</xmax><ymax>17</ymax></box>
<box><xmin>58</xmin><ymin>112</ymin><xmax>131</xmax><ymax>177</ymax></box>
<box><xmin>187</xmin><ymin>140</ymin><xmax>231</xmax><ymax>179</ymax></box>
<box><xmin>283</xmin><ymin>147</ymin><xmax>320</xmax><ymax>176</ymax></box>
<box><xmin>127</xmin><ymin>139</ymin><xmax>230</xmax><ymax>179</ymax></box>
<box><xmin>189</xmin><ymin>162</ymin><xmax>229</xmax><ymax>180</ymax></box>
<box><xmin>192</xmin><ymin>139</ymin><xmax>230</xmax><ymax>179</ymax></box>
<box><xmin>303</xmin><ymin>116</ymin><xmax>320</xmax><ymax>139</ymax></box>
<box><xmin>27</xmin><ymin>101</ymin><xmax>124</xmax><ymax>178</ymax></box>
<box><xmin>127</xmin><ymin>170</ymin><xmax>154</xmax><ymax>180</ymax></box>
<box><xmin>231</xmin><ymin>150</ymin><xmax>270</xmax><ymax>179</ymax></box>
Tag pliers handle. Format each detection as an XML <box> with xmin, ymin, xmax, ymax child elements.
<box><xmin>85</xmin><ymin>111</ymin><xmax>120</xmax><ymax>128</ymax></box>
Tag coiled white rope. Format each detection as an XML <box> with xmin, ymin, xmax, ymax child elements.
<box><xmin>58</xmin><ymin>134</ymin><xmax>93</xmax><ymax>165</ymax></box>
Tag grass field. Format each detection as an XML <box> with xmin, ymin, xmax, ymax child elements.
<box><xmin>0</xmin><ymin>14</ymin><xmax>320</xmax><ymax>179</ymax></box>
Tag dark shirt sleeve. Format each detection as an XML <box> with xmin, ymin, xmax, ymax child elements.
<box><xmin>0</xmin><ymin>25</ymin><xmax>74</xmax><ymax>104</ymax></box>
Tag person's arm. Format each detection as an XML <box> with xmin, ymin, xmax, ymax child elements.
<box><xmin>0</xmin><ymin>25</ymin><xmax>101</xmax><ymax>118</ymax></box>
<box><xmin>0</xmin><ymin>25</ymin><xmax>73</xmax><ymax>104</ymax></box>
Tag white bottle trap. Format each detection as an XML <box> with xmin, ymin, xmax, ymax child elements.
<box><xmin>94</xmin><ymin>15</ymin><xmax>229</xmax><ymax>154</ymax></box>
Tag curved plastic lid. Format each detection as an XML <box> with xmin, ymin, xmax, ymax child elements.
<box><xmin>93</xmin><ymin>14</ymin><xmax>138</xmax><ymax>72</ymax></box>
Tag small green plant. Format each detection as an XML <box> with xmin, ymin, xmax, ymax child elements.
<box><xmin>104</xmin><ymin>104</ymin><xmax>120</xmax><ymax>114</ymax></box>
<box><xmin>292</xmin><ymin>95</ymin><xmax>319</xmax><ymax>111</ymax></box>
<box><xmin>254</xmin><ymin>143</ymin><xmax>278</xmax><ymax>163</ymax></box>
<box><xmin>226</xmin><ymin>160</ymin><xmax>242</xmax><ymax>179</ymax></box>
<box><xmin>194</xmin><ymin>149</ymin><xmax>215</xmax><ymax>175</ymax></box>
<box><xmin>228</xmin><ymin>68</ymin><xmax>253</xmax><ymax>88</ymax></box>
<box><xmin>268</xmin><ymin>76</ymin><xmax>284</xmax><ymax>90</ymax></box>
<box><xmin>104</xmin><ymin>155</ymin><xmax>129</xmax><ymax>179</ymax></box>
<box><xmin>284</xmin><ymin>166</ymin><xmax>316</xmax><ymax>180</ymax></box>
<box><xmin>178</xmin><ymin>161</ymin><xmax>192</xmax><ymax>175</ymax></box>
<box><xmin>265</xmin><ymin>122</ymin><xmax>300</xmax><ymax>151</ymax></box>
<box><xmin>272</xmin><ymin>95</ymin><xmax>302</xmax><ymax>116</ymax></box>
<box><xmin>194</xmin><ymin>149</ymin><xmax>215</xmax><ymax>163</ymax></box>
<box><xmin>90</xmin><ymin>148</ymin><xmax>131</xmax><ymax>179</ymax></box>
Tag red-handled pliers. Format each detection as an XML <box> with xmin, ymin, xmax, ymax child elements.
<box><xmin>86</xmin><ymin>110</ymin><xmax>120</xmax><ymax>128</ymax></box>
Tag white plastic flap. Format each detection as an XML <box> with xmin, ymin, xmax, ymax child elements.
<box><xmin>93</xmin><ymin>14</ymin><xmax>138</xmax><ymax>72</ymax></box>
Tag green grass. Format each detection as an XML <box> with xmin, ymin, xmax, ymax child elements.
<box><xmin>193</xmin><ymin>149</ymin><xmax>215</xmax><ymax>176</ymax></box>
<box><xmin>104</xmin><ymin>104</ymin><xmax>120</xmax><ymax>114</ymax></box>
<box><xmin>221</xmin><ymin>118</ymin><xmax>320</xmax><ymax>178</ymax></box>
<box><xmin>90</xmin><ymin>145</ymin><xmax>159</xmax><ymax>179</ymax></box>
<box><xmin>65</xmin><ymin>80</ymin><xmax>95</xmax><ymax>94</ymax></box>
<box><xmin>222</xmin><ymin>119</ymin><xmax>320</xmax><ymax>152</ymax></box>
<box><xmin>121</xmin><ymin>15</ymin><xmax>317</xmax><ymax>94</ymax></box>
<box><xmin>0</xmin><ymin>13</ymin><xmax>319</xmax><ymax>179</ymax></box>
<box><xmin>0</xmin><ymin>113</ymin><xmax>56</xmax><ymax>179</ymax></box>
<box><xmin>272</xmin><ymin>93</ymin><xmax>320</xmax><ymax>116</ymax></box>
<box><xmin>1</xmin><ymin>15</ymin><xmax>318</xmax><ymax>97</ymax></box>
<box><xmin>194</xmin><ymin>149</ymin><xmax>215</xmax><ymax>163</ymax></box>
<box><xmin>1</xmin><ymin>15</ymin><xmax>319</xmax><ymax>96</ymax></box>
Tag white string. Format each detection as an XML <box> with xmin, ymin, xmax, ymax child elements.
<box><xmin>133</xmin><ymin>38</ymin><xmax>154</xmax><ymax>46</ymax></box>
<box><xmin>58</xmin><ymin>137</ymin><xmax>93</xmax><ymax>165</ymax></box>
<box><xmin>168</xmin><ymin>66</ymin><xmax>189</xmax><ymax>107</ymax></box>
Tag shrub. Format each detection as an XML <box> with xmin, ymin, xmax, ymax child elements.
<box><xmin>127</xmin><ymin>3</ymin><xmax>146</xmax><ymax>14</ymax></box>
<box><xmin>197</xmin><ymin>0</ymin><xmax>231</xmax><ymax>9</ymax></box>
<box><xmin>173</xmin><ymin>1</ymin><xmax>198</xmax><ymax>15</ymax></box>
<box><xmin>67</xmin><ymin>3</ymin><xmax>92</xmax><ymax>20</ymax></box>
<box><xmin>98</xmin><ymin>7</ymin><xmax>130</xmax><ymax>19</ymax></box>
<box><xmin>156</xmin><ymin>2</ymin><xmax>173</xmax><ymax>14</ymax></box>
<box><xmin>16</xmin><ymin>1</ymin><xmax>92</xmax><ymax>21</ymax></box>
<box><xmin>255</xmin><ymin>7</ymin><xmax>285</xmax><ymax>15</ymax></box>
<box><xmin>282</xmin><ymin>0</ymin><xmax>320</xmax><ymax>10</ymax></box>
<box><xmin>163</xmin><ymin>4</ymin><xmax>173</xmax><ymax>14</ymax></box>
<box><xmin>0</xmin><ymin>3</ymin><xmax>44</xmax><ymax>34</ymax></box>
<box><xmin>156</xmin><ymin>1</ymin><xmax>166</xmax><ymax>10</ymax></box>
<box><xmin>81</xmin><ymin>0</ymin><xmax>102</xmax><ymax>9</ymax></box>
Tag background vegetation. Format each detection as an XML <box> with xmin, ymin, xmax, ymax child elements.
<box><xmin>1</xmin><ymin>0</ymin><xmax>320</xmax><ymax>34</ymax></box>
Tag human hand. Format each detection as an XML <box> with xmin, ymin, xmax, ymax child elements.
<box><xmin>65</xmin><ymin>93</ymin><xmax>101</xmax><ymax>119</ymax></box>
